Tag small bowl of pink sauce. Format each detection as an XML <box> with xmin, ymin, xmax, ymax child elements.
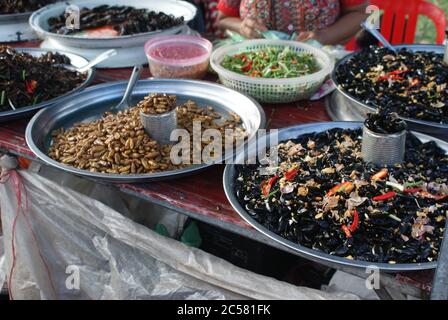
<box><xmin>145</xmin><ymin>35</ymin><xmax>212</xmax><ymax>79</ymax></box>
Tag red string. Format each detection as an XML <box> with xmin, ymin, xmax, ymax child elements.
<box><xmin>7</xmin><ymin>172</ymin><xmax>20</xmax><ymax>299</ymax></box>
<box><xmin>1</xmin><ymin>170</ymin><xmax>57</xmax><ymax>299</ymax></box>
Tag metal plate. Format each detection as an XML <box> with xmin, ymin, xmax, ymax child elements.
<box><xmin>29</xmin><ymin>0</ymin><xmax>197</xmax><ymax>49</ymax></box>
<box><xmin>223</xmin><ymin>121</ymin><xmax>448</xmax><ymax>272</ymax></box>
<box><xmin>26</xmin><ymin>79</ymin><xmax>266</xmax><ymax>183</ymax></box>
<box><xmin>0</xmin><ymin>12</ymin><xmax>31</xmax><ymax>23</ymax></box>
<box><xmin>331</xmin><ymin>45</ymin><xmax>448</xmax><ymax>137</ymax></box>
<box><xmin>0</xmin><ymin>11</ymin><xmax>36</xmax><ymax>42</ymax></box>
<box><xmin>0</xmin><ymin>47</ymin><xmax>94</xmax><ymax>122</ymax></box>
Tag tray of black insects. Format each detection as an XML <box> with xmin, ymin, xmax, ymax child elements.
<box><xmin>0</xmin><ymin>46</ymin><xmax>94</xmax><ymax>122</ymax></box>
<box><xmin>30</xmin><ymin>0</ymin><xmax>197</xmax><ymax>49</ymax></box>
<box><xmin>223</xmin><ymin>122</ymin><xmax>448</xmax><ymax>271</ymax></box>
<box><xmin>0</xmin><ymin>0</ymin><xmax>56</xmax><ymax>16</ymax></box>
<box><xmin>332</xmin><ymin>45</ymin><xmax>448</xmax><ymax>137</ymax></box>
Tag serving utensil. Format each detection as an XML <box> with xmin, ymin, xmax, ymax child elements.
<box><xmin>76</xmin><ymin>49</ymin><xmax>117</xmax><ymax>73</ymax></box>
<box><xmin>111</xmin><ymin>65</ymin><xmax>143</xmax><ymax>111</ymax></box>
<box><xmin>360</xmin><ymin>21</ymin><xmax>397</xmax><ymax>53</ymax></box>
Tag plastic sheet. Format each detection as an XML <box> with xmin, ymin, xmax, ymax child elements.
<box><xmin>0</xmin><ymin>236</ymin><xmax>5</xmax><ymax>293</ymax></box>
<box><xmin>0</xmin><ymin>167</ymin><xmax>358</xmax><ymax>300</ymax></box>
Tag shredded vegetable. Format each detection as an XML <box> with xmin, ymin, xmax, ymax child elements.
<box><xmin>221</xmin><ymin>47</ymin><xmax>319</xmax><ymax>78</ymax></box>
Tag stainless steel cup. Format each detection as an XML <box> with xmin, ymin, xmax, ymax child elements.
<box><xmin>140</xmin><ymin>108</ymin><xmax>178</xmax><ymax>145</ymax></box>
<box><xmin>361</xmin><ymin>121</ymin><xmax>407</xmax><ymax>166</ymax></box>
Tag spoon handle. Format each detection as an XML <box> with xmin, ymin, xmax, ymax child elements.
<box><xmin>77</xmin><ymin>49</ymin><xmax>117</xmax><ymax>73</ymax></box>
<box><xmin>114</xmin><ymin>65</ymin><xmax>143</xmax><ymax>110</ymax></box>
<box><xmin>360</xmin><ymin>21</ymin><xmax>397</xmax><ymax>53</ymax></box>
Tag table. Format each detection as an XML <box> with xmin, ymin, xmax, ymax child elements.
<box><xmin>0</xmin><ymin>41</ymin><xmax>442</xmax><ymax>299</ymax></box>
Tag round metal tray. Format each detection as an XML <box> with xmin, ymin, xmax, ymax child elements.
<box><xmin>26</xmin><ymin>79</ymin><xmax>266</xmax><ymax>183</ymax></box>
<box><xmin>0</xmin><ymin>11</ymin><xmax>36</xmax><ymax>42</ymax></box>
<box><xmin>223</xmin><ymin>121</ymin><xmax>448</xmax><ymax>272</ymax></box>
<box><xmin>0</xmin><ymin>12</ymin><xmax>31</xmax><ymax>23</ymax></box>
<box><xmin>0</xmin><ymin>47</ymin><xmax>94</xmax><ymax>122</ymax></box>
<box><xmin>29</xmin><ymin>0</ymin><xmax>197</xmax><ymax>49</ymax></box>
<box><xmin>331</xmin><ymin>44</ymin><xmax>448</xmax><ymax>137</ymax></box>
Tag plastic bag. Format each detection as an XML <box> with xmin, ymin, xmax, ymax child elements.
<box><xmin>0</xmin><ymin>168</ymin><xmax>358</xmax><ymax>300</ymax></box>
<box><xmin>0</xmin><ymin>235</ymin><xmax>5</xmax><ymax>293</ymax></box>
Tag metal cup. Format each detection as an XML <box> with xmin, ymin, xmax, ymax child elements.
<box><xmin>140</xmin><ymin>108</ymin><xmax>178</xmax><ymax>145</ymax></box>
<box><xmin>361</xmin><ymin>121</ymin><xmax>407</xmax><ymax>166</ymax></box>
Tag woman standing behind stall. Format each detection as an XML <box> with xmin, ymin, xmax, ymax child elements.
<box><xmin>216</xmin><ymin>0</ymin><xmax>368</xmax><ymax>45</ymax></box>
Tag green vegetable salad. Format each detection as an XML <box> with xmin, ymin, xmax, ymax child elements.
<box><xmin>221</xmin><ymin>47</ymin><xmax>319</xmax><ymax>78</ymax></box>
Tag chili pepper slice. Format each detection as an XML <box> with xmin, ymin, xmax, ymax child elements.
<box><xmin>409</xmin><ymin>78</ymin><xmax>420</xmax><ymax>87</ymax></box>
<box><xmin>403</xmin><ymin>188</ymin><xmax>422</xmax><ymax>194</ymax></box>
<box><xmin>241</xmin><ymin>61</ymin><xmax>253</xmax><ymax>72</ymax></box>
<box><xmin>261</xmin><ymin>175</ymin><xmax>279</xmax><ymax>197</ymax></box>
<box><xmin>371</xmin><ymin>168</ymin><xmax>388</xmax><ymax>181</ymax></box>
<box><xmin>341</xmin><ymin>224</ymin><xmax>352</xmax><ymax>238</ymax></box>
<box><xmin>326</xmin><ymin>181</ymin><xmax>354</xmax><ymax>197</ymax></box>
<box><xmin>25</xmin><ymin>80</ymin><xmax>38</xmax><ymax>94</ymax></box>
<box><xmin>419</xmin><ymin>191</ymin><xmax>448</xmax><ymax>201</ymax></box>
<box><xmin>348</xmin><ymin>209</ymin><xmax>360</xmax><ymax>233</ymax></box>
<box><xmin>389</xmin><ymin>70</ymin><xmax>408</xmax><ymax>75</ymax></box>
<box><xmin>284</xmin><ymin>168</ymin><xmax>299</xmax><ymax>181</ymax></box>
<box><xmin>372</xmin><ymin>191</ymin><xmax>397</xmax><ymax>201</ymax></box>
<box><xmin>378</xmin><ymin>70</ymin><xmax>407</xmax><ymax>81</ymax></box>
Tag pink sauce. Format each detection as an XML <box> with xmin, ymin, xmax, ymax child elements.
<box><xmin>150</xmin><ymin>43</ymin><xmax>207</xmax><ymax>60</ymax></box>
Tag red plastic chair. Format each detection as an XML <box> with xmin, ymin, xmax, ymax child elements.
<box><xmin>347</xmin><ymin>0</ymin><xmax>446</xmax><ymax>50</ymax></box>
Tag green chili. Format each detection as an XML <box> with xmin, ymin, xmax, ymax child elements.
<box><xmin>0</xmin><ymin>90</ymin><xmax>5</xmax><ymax>106</ymax></box>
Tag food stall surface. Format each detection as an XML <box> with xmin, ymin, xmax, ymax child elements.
<box><xmin>0</xmin><ymin>41</ymin><xmax>442</xmax><ymax>299</ymax></box>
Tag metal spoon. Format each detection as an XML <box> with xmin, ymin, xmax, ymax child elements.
<box><xmin>111</xmin><ymin>65</ymin><xmax>143</xmax><ymax>111</ymax></box>
<box><xmin>360</xmin><ymin>21</ymin><xmax>397</xmax><ymax>53</ymax></box>
<box><xmin>75</xmin><ymin>49</ymin><xmax>118</xmax><ymax>73</ymax></box>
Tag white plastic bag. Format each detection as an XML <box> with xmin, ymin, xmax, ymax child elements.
<box><xmin>0</xmin><ymin>168</ymin><xmax>357</xmax><ymax>300</ymax></box>
<box><xmin>0</xmin><ymin>235</ymin><xmax>5</xmax><ymax>293</ymax></box>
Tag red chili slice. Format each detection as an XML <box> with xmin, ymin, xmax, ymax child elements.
<box><xmin>241</xmin><ymin>61</ymin><xmax>253</xmax><ymax>73</ymax></box>
<box><xmin>25</xmin><ymin>80</ymin><xmax>38</xmax><ymax>94</ymax></box>
<box><xmin>403</xmin><ymin>188</ymin><xmax>422</xmax><ymax>194</ymax></box>
<box><xmin>326</xmin><ymin>181</ymin><xmax>354</xmax><ymax>197</ymax></box>
<box><xmin>372</xmin><ymin>191</ymin><xmax>397</xmax><ymax>201</ymax></box>
<box><xmin>348</xmin><ymin>209</ymin><xmax>359</xmax><ymax>233</ymax></box>
<box><xmin>419</xmin><ymin>191</ymin><xmax>448</xmax><ymax>201</ymax></box>
<box><xmin>284</xmin><ymin>168</ymin><xmax>299</xmax><ymax>181</ymax></box>
<box><xmin>371</xmin><ymin>168</ymin><xmax>388</xmax><ymax>181</ymax></box>
<box><xmin>341</xmin><ymin>224</ymin><xmax>352</xmax><ymax>238</ymax></box>
<box><xmin>261</xmin><ymin>175</ymin><xmax>279</xmax><ymax>197</ymax></box>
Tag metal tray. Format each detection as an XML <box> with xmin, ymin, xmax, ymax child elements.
<box><xmin>331</xmin><ymin>45</ymin><xmax>448</xmax><ymax>138</ymax></box>
<box><xmin>0</xmin><ymin>11</ymin><xmax>36</xmax><ymax>42</ymax></box>
<box><xmin>26</xmin><ymin>79</ymin><xmax>266</xmax><ymax>183</ymax></box>
<box><xmin>29</xmin><ymin>0</ymin><xmax>197</xmax><ymax>49</ymax></box>
<box><xmin>223</xmin><ymin>121</ymin><xmax>448</xmax><ymax>272</ymax></box>
<box><xmin>0</xmin><ymin>12</ymin><xmax>31</xmax><ymax>23</ymax></box>
<box><xmin>0</xmin><ymin>47</ymin><xmax>94</xmax><ymax>122</ymax></box>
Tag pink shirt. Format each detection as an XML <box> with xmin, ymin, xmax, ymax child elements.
<box><xmin>217</xmin><ymin>0</ymin><xmax>367</xmax><ymax>33</ymax></box>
